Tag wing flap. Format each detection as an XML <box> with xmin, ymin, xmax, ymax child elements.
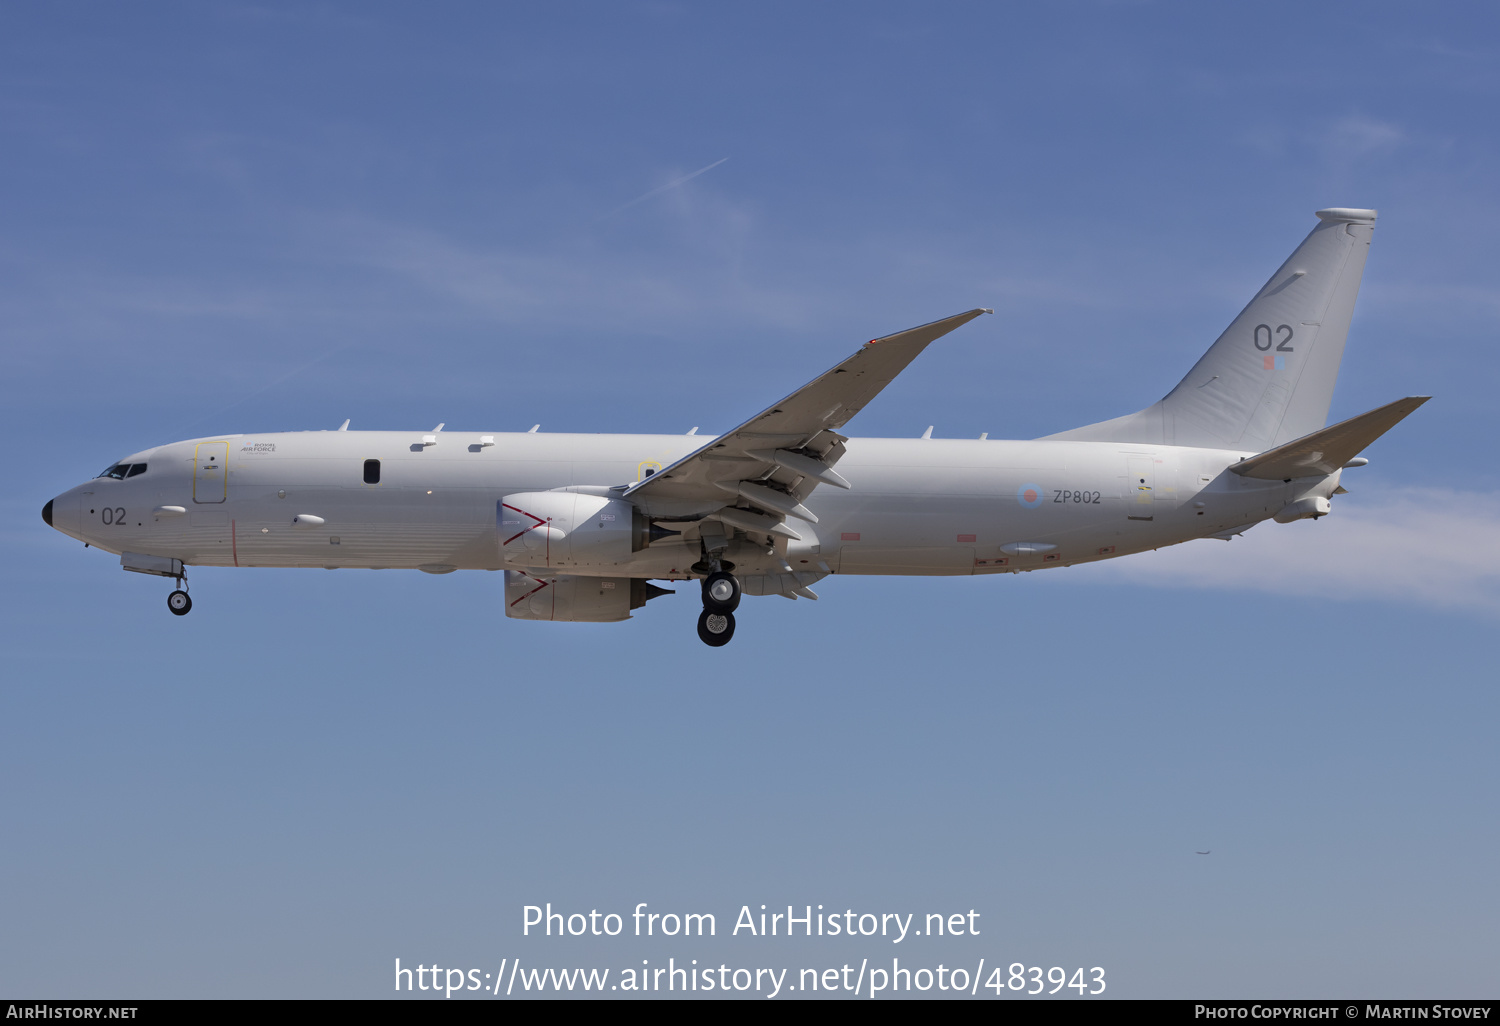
<box><xmin>1229</xmin><ymin>396</ymin><xmax>1429</xmax><ymax>480</ymax></box>
<box><xmin>624</xmin><ymin>309</ymin><xmax>990</xmax><ymax>522</ymax></box>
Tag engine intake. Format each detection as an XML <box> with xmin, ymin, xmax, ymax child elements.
<box><xmin>499</xmin><ymin>492</ymin><xmax>639</xmax><ymax>569</ymax></box>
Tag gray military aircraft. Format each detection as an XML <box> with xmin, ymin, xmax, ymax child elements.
<box><xmin>42</xmin><ymin>208</ymin><xmax>1425</xmax><ymax>646</ymax></box>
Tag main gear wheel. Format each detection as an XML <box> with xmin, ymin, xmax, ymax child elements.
<box><xmin>696</xmin><ymin>609</ymin><xmax>735</xmax><ymax>647</ymax></box>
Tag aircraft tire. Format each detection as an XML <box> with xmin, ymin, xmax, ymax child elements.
<box><xmin>697</xmin><ymin>609</ymin><xmax>735</xmax><ymax>647</ymax></box>
<box><xmin>167</xmin><ymin>590</ymin><xmax>192</xmax><ymax>616</ymax></box>
<box><xmin>701</xmin><ymin>571</ymin><xmax>741</xmax><ymax>613</ymax></box>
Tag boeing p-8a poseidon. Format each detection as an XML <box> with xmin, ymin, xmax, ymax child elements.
<box><xmin>43</xmin><ymin>208</ymin><xmax>1426</xmax><ymax>646</ymax></box>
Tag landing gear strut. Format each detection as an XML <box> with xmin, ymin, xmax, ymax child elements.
<box><xmin>691</xmin><ymin>522</ymin><xmax>740</xmax><ymax>646</ymax></box>
<box><xmin>167</xmin><ymin>569</ymin><xmax>191</xmax><ymax>616</ymax></box>
<box><xmin>696</xmin><ymin>569</ymin><xmax>740</xmax><ymax>646</ymax></box>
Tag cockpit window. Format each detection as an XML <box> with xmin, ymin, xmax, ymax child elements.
<box><xmin>96</xmin><ymin>462</ymin><xmax>147</xmax><ymax>480</ymax></box>
<box><xmin>126</xmin><ymin>463</ymin><xmax>147</xmax><ymax>478</ymax></box>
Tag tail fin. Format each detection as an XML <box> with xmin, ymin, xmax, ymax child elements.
<box><xmin>1045</xmin><ymin>208</ymin><xmax>1377</xmax><ymax>451</ymax></box>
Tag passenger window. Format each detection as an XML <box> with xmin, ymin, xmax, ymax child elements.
<box><xmin>363</xmin><ymin>459</ymin><xmax>381</xmax><ymax>484</ymax></box>
<box><xmin>126</xmin><ymin>463</ymin><xmax>147</xmax><ymax>478</ymax></box>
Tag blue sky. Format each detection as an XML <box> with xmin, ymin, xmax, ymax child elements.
<box><xmin>3</xmin><ymin>2</ymin><xmax>1497</xmax><ymax>999</ymax></box>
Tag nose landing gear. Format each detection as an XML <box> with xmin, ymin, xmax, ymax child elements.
<box><xmin>121</xmin><ymin>554</ymin><xmax>194</xmax><ymax>616</ymax></box>
<box><xmin>166</xmin><ymin>567</ymin><xmax>192</xmax><ymax>616</ymax></box>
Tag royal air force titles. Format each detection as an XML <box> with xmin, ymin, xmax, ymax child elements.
<box><xmin>523</xmin><ymin>904</ymin><xmax>980</xmax><ymax>943</ymax></box>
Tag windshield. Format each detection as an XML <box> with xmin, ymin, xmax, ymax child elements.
<box><xmin>96</xmin><ymin>462</ymin><xmax>147</xmax><ymax>480</ymax></box>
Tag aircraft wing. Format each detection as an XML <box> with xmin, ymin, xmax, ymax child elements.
<box><xmin>622</xmin><ymin>308</ymin><xmax>991</xmax><ymax>527</ymax></box>
<box><xmin>1230</xmin><ymin>395</ymin><xmax>1430</xmax><ymax>480</ymax></box>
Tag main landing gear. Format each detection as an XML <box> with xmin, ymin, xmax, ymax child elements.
<box><xmin>696</xmin><ymin>569</ymin><xmax>741</xmax><ymax>647</ymax></box>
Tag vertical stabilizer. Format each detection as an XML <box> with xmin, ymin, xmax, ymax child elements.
<box><xmin>1044</xmin><ymin>208</ymin><xmax>1376</xmax><ymax>451</ymax></box>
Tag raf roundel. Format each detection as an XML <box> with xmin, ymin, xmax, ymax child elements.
<box><xmin>1017</xmin><ymin>483</ymin><xmax>1044</xmax><ymax>509</ymax></box>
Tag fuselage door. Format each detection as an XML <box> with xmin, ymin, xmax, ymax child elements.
<box><xmin>193</xmin><ymin>441</ymin><xmax>229</xmax><ymax>503</ymax></box>
<box><xmin>1125</xmin><ymin>456</ymin><xmax>1154</xmax><ymax>507</ymax></box>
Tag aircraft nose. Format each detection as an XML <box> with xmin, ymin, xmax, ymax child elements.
<box><xmin>44</xmin><ymin>490</ymin><xmax>84</xmax><ymax>540</ymax></box>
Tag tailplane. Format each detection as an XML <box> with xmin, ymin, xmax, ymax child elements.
<box><xmin>1229</xmin><ymin>395</ymin><xmax>1428</xmax><ymax>480</ymax></box>
<box><xmin>1045</xmin><ymin>208</ymin><xmax>1377</xmax><ymax>452</ymax></box>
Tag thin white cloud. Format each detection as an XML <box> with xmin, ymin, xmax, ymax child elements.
<box><xmin>981</xmin><ymin>273</ymin><xmax>1145</xmax><ymax>310</ymax></box>
<box><xmin>0</xmin><ymin>186</ymin><xmax>822</xmax><ymax>359</ymax></box>
<box><xmin>1323</xmin><ymin>114</ymin><xmax>1406</xmax><ymax>159</ymax></box>
<box><xmin>1078</xmin><ymin>488</ymin><xmax>1500</xmax><ymax>617</ymax></box>
<box><xmin>1234</xmin><ymin>124</ymin><xmax>1288</xmax><ymax>158</ymax></box>
<box><xmin>1372</xmin><ymin>282</ymin><xmax>1500</xmax><ymax>321</ymax></box>
<box><xmin>1237</xmin><ymin>114</ymin><xmax>1407</xmax><ymax>163</ymax></box>
<box><xmin>296</xmin><ymin>204</ymin><xmax>824</xmax><ymax>332</ymax></box>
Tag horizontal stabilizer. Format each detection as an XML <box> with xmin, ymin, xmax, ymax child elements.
<box><xmin>1230</xmin><ymin>396</ymin><xmax>1429</xmax><ymax>480</ymax></box>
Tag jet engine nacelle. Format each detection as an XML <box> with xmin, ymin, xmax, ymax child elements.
<box><xmin>499</xmin><ymin>491</ymin><xmax>638</xmax><ymax>569</ymax></box>
<box><xmin>504</xmin><ymin>571</ymin><xmax>632</xmax><ymax>621</ymax></box>
<box><xmin>504</xmin><ymin>571</ymin><xmax>671</xmax><ymax>622</ymax></box>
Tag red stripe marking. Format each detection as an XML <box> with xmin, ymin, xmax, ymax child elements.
<box><xmin>501</xmin><ymin>503</ymin><xmax>547</xmax><ymax>547</ymax></box>
<box><xmin>508</xmin><ymin>574</ymin><xmax>550</xmax><ymax>608</ymax></box>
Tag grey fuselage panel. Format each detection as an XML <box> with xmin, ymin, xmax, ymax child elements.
<box><xmin>49</xmin><ymin>429</ymin><xmax>1315</xmax><ymax>580</ymax></box>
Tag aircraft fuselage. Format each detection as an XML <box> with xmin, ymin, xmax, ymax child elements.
<box><xmin>46</xmin><ymin>428</ymin><xmax>1329</xmax><ymax>580</ymax></box>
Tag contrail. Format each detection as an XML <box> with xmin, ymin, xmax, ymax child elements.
<box><xmin>182</xmin><ymin>345</ymin><xmax>353</xmax><ymax>431</ymax></box>
<box><xmin>602</xmin><ymin>157</ymin><xmax>728</xmax><ymax>218</ymax></box>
